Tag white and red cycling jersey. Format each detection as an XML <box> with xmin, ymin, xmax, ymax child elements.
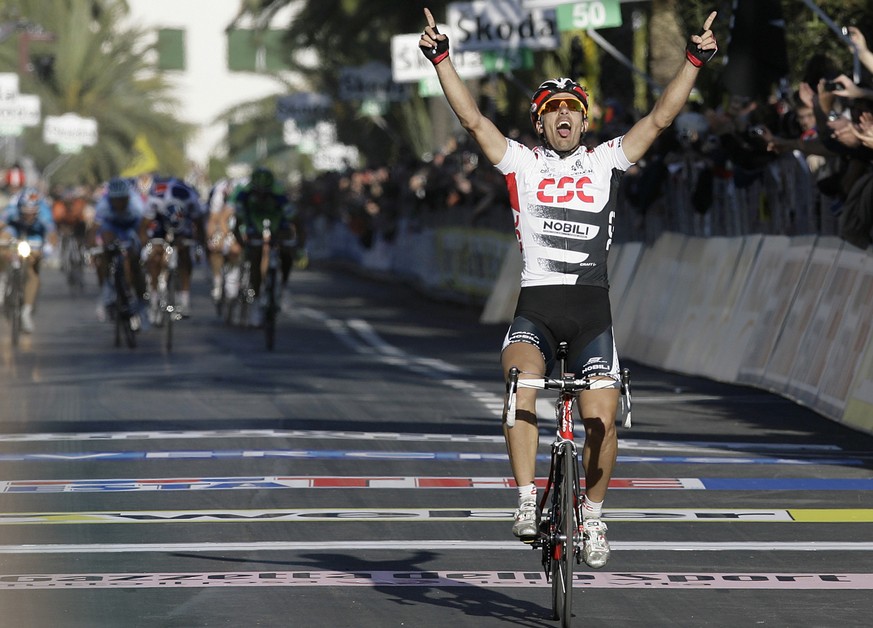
<box><xmin>495</xmin><ymin>136</ymin><xmax>633</xmax><ymax>289</ymax></box>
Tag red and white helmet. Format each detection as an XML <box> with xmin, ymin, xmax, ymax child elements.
<box><xmin>529</xmin><ymin>78</ymin><xmax>589</xmax><ymax>131</ymax></box>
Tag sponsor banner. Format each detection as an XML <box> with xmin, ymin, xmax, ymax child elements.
<box><xmin>4</xmin><ymin>476</ymin><xmax>868</xmax><ymax>494</ymax></box>
<box><xmin>447</xmin><ymin>0</ymin><xmax>559</xmax><ymax>52</ymax></box>
<box><xmin>2</xmin><ymin>571</ymin><xmax>871</xmax><ymax>590</ymax></box>
<box><xmin>763</xmin><ymin>238</ymin><xmax>842</xmax><ymax>394</ymax></box>
<box><xmin>3</xmin><ymin>508</ymin><xmax>870</xmax><ymax>525</ymax></box>
<box><xmin>339</xmin><ymin>62</ymin><xmax>409</xmax><ymax>102</ymax></box>
<box><xmin>0</xmin><ymin>449</ymin><xmax>860</xmax><ymax>465</ymax></box>
<box><xmin>390</xmin><ymin>31</ymin><xmax>485</xmax><ymax>83</ymax></box>
<box><xmin>737</xmin><ymin>237</ymin><xmax>812</xmax><ymax>386</ymax></box>
<box><xmin>702</xmin><ymin>234</ymin><xmax>765</xmax><ymax>381</ymax></box>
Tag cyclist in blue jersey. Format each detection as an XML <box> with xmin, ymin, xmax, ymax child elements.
<box><xmin>420</xmin><ymin>7</ymin><xmax>718</xmax><ymax>568</ymax></box>
<box><xmin>0</xmin><ymin>188</ymin><xmax>54</xmax><ymax>333</ymax></box>
<box><xmin>93</xmin><ymin>177</ymin><xmax>148</xmax><ymax>320</ymax></box>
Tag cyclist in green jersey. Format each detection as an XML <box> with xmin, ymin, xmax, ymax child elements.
<box><xmin>232</xmin><ymin>167</ymin><xmax>304</xmax><ymax>327</ymax></box>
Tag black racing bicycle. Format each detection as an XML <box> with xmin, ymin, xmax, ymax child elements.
<box><xmin>260</xmin><ymin>219</ymin><xmax>280</xmax><ymax>351</ymax></box>
<box><xmin>147</xmin><ymin>228</ymin><xmax>195</xmax><ymax>352</ymax></box>
<box><xmin>506</xmin><ymin>342</ymin><xmax>632</xmax><ymax>626</ymax></box>
<box><xmin>59</xmin><ymin>229</ymin><xmax>86</xmax><ymax>294</ymax></box>
<box><xmin>226</xmin><ymin>259</ymin><xmax>255</xmax><ymax>327</ymax></box>
<box><xmin>2</xmin><ymin>238</ymin><xmax>33</xmax><ymax>348</ymax></box>
<box><xmin>104</xmin><ymin>241</ymin><xmax>139</xmax><ymax>349</ymax></box>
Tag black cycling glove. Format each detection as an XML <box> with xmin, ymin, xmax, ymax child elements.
<box><xmin>420</xmin><ymin>27</ymin><xmax>450</xmax><ymax>66</ymax></box>
<box><xmin>685</xmin><ymin>31</ymin><xmax>717</xmax><ymax>67</ymax></box>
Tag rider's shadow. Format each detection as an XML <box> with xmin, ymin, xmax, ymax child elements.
<box><xmin>171</xmin><ymin>549</ymin><xmax>555</xmax><ymax>626</ymax></box>
<box><xmin>292</xmin><ymin>550</ymin><xmax>556</xmax><ymax>626</ymax></box>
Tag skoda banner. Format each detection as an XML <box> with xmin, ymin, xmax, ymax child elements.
<box><xmin>446</xmin><ymin>0</ymin><xmax>559</xmax><ymax>52</ymax></box>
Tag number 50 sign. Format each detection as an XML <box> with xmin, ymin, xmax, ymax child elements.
<box><xmin>555</xmin><ymin>0</ymin><xmax>623</xmax><ymax>31</ymax></box>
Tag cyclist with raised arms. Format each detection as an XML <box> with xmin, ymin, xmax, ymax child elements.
<box><xmin>419</xmin><ymin>7</ymin><xmax>717</xmax><ymax>568</ymax></box>
<box><xmin>232</xmin><ymin>166</ymin><xmax>303</xmax><ymax>327</ymax></box>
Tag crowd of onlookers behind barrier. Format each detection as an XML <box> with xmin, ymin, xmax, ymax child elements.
<box><xmin>296</xmin><ymin>24</ymin><xmax>873</xmax><ymax>255</ymax></box>
<box><xmin>294</xmin><ymin>77</ymin><xmax>870</xmax><ymax>254</ymax></box>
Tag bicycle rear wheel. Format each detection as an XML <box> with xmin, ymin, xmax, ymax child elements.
<box><xmin>67</xmin><ymin>243</ymin><xmax>85</xmax><ymax>293</ymax></box>
<box><xmin>551</xmin><ymin>444</ymin><xmax>576</xmax><ymax>626</ymax></box>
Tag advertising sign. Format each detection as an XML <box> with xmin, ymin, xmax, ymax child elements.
<box><xmin>391</xmin><ymin>30</ymin><xmax>485</xmax><ymax>83</ymax></box>
<box><xmin>446</xmin><ymin>0</ymin><xmax>558</xmax><ymax>52</ymax></box>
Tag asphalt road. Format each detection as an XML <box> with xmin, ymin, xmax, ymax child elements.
<box><xmin>0</xmin><ymin>259</ymin><xmax>871</xmax><ymax>627</ymax></box>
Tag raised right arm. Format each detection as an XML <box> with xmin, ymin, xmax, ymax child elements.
<box><xmin>420</xmin><ymin>8</ymin><xmax>507</xmax><ymax>166</ymax></box>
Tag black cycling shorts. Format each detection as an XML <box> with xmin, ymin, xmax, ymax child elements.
<box><xmin>501</xmin><ymin>284</ymin><xmax>620</xmax><ymax>378</ymax></box>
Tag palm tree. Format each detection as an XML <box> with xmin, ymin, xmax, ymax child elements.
<box><xmin>0</xmin><ymin>0</ymin><xmax>191</xmax><ymax>185</ymax></box>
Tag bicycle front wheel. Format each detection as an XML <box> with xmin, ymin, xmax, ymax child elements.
<box><xmin>264</xmin><ymin>269</ymin><xmax>276</xmax><ymax>350</ymax></box>
<box><xmin>165</xmin><ymin>270</ymin><xmax>176</xmax><ymax>352</ymax></box>
<box><xmin>551</xmin><ymin>445</ymin><xmax>577</xmax><ymax>626</ymax></box>
<box><xmin>9</xmin><ymin>270</ymin><xmax>22</xmax><ymax>348</ymax></box>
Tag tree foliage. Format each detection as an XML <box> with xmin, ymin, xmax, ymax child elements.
<box><xmin>0</xmin><ymin>0</ymin><xmax>192</xmax><ymax>185</ymax></box>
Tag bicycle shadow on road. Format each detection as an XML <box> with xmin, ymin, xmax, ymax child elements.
<box><xmin>300</xmin><ymin>550</ymin><xmax>556</xmax><ymax>627</ymax></box>
<box><xmin>170</xmin><ymin>549</ymin><xmax>556</xmax><ymax>626</ymax></box>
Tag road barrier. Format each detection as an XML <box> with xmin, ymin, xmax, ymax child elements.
<box><xmin>605</xmin><ymin>234</ymin><xmax>873</xmax><ymax>435</ymax></box>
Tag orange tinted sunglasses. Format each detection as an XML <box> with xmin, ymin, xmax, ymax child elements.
<box><xmin>538</xmin><ymin>98</ymin><xmax>586</xmax><ymax>116</ymax></box>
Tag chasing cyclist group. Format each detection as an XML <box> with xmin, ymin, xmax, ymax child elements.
<box><xmin>0</xmin><ymin>165</ymin><xmax>305</xmax><ymax>336</ymax></box>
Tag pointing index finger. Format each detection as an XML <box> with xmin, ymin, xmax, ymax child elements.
<box><xmin>703</xmin><ymin>11</ymin><xmax>717</xmax><ymax>32</ymax></box>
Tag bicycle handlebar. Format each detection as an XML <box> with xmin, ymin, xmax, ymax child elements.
<box><xmin>505</xmin><ymin>366</ymin><xmax>633</xmax><ymax>429</ymax></box>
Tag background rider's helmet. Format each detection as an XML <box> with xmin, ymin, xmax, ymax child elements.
<box><xmin>17</xmin><ymin>187</ymin><xmax>41</xmax><ymax>215</ymax></box>
<box><xmin>529</xmin><ymin>78</ymin><xmax>589</xmax><ymax>132</ymax></box>
<box><xmin>250</xmin><ymin>167</ymin><xmax>275</xmax><ymax>193</ymax></box>
<box><xmin>107</xmin><ymin>177</ymin><xmax>131</xmax><ymax>200</ymax></box>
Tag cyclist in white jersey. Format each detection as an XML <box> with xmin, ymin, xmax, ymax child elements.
<box><xmin>420</xmin><ymin>7</ymin><xmax>718</xmax><ymax>568</ymax></box>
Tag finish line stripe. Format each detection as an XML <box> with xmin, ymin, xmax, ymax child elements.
<box><xmin>0</xmin><ymin>449</ymin><xmax>861</xmax><ymax>465</ymax></box>
<box><xmin>3</xmin><ymin>540</ymin><xmax>873</xmax><ymax>554</ymax></box>
<box><xmin>3</xmin><ymin>476</ymin><xmax>872</xmax><ymax>494</ymax></box>
<box><xmin>2</xmin><ymin>508</ymin><xmax>872</xmax><ymax>524</ymax></box>
<box><xmin>0</xmin><ymin>476</ymin><xmax>703</xmax><ymax>493</ymax></box>
<box><xmin>1</xmin><ymin>571</ymin><xmax>871</xmax><ymax>590</ymax></box>
<box><xmin>0</xmin><ymin>429</ymin><xmax>843</xmax><ymax>453</ymax></box>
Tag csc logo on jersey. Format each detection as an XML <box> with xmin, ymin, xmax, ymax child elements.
<box><xmin>536</xmin><ymin>176</ymin><xmax>594</xmax><ymax>205</ymax></box>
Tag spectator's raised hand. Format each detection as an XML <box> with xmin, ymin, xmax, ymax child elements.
<box><xmin>817</xmin><ymin>78</ymin><xmax>838</xmax><ymax>114</ymax></box>
<box><xmin>852</xmin><ymin>111</ymin><xmax>873</xmax><ymax>149</ymax></box>
<box><xmin>847</xmin><ymin>25</ymin><xmax>869</xmax><ymax>55</ymax></box>
<box><xmin>828</xmin><ymin>116</ymin><xmax>862</xmax><ymax>148</ymax></box>
<box><xmin>798</xmin><ymin>81</ymin><xmax>815</xmax><ymax>109</ymax></box>
<box><xmin>830</xmin><ymin>74</ymin><xmax>869</xmax><ymax>100</ymax></box>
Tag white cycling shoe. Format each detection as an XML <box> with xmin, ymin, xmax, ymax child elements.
<box><xmin>582</xmin><ymin>519</ymin><xmax>610</xmax><ymax>568</ymax></box>
<box><xmin>512</xmin><ymin>501</ymin><xmax>539</xmax><ymax>540</ymax></box>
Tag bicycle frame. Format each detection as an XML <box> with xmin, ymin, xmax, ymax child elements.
<box><xmin>505</xmin><ymin>343</ymin><xmax>632</xmax><ymax>626</ymax></box>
